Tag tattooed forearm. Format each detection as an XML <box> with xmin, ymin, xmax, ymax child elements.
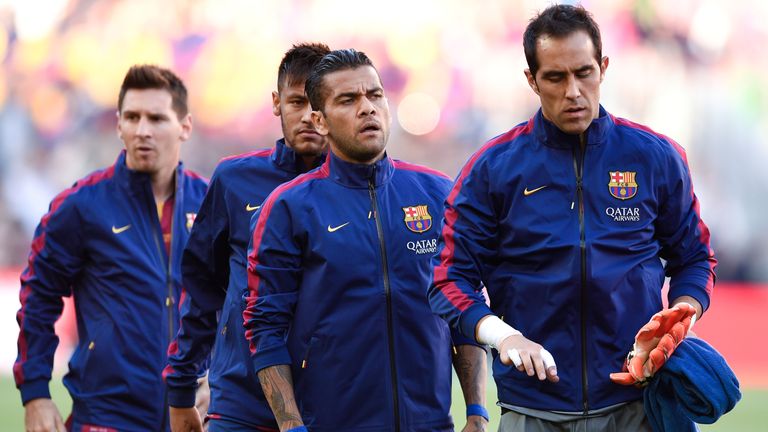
<box><xmin>258</xmin><ymin>365</ymin><xmax>303</xmax><ymax>430</ymax></box>
<box><xmin>453</xmin><ymin>344</ymin><xmax>488</xmax><ymax>406</ymax></box>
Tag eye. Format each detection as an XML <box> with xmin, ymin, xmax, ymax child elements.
<box><xmin>576</xmin><ymin>70</ymin><xmax>592</xmax><ymax>78</ymax></box>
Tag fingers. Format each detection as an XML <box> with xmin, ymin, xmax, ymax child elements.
<box><xmin>507</xmin><ymin>348</ymin><xmax>558</xmax><ymax>381</ymax></box>
<box><xmin>609</xmin><ymin>371</ymin><xmax>637</xmax><ymax>386</ymax></box>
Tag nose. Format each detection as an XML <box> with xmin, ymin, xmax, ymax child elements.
<box><xmin>564</xmin><ymin>75</ymin><xmax>581</xmax><ymax>100</ymax></box>
<box><xmin>358</xmin><ymin>96</ymin><xmax>376</xmax><ymax>117</ymax></box>
<box><xmin>136</xmin><ymin>116</ymin><xmax>152</xmax><ymax>137</ymax></box>
<box><xmin>300</xmin><ymin>104</ymin><xmax>314</xmax><ymax>124</ymax></box>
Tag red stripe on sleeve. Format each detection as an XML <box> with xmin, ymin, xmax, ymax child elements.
<box><xmin>435</xmin><ymin>120</ymin><xmax>534</xmax><ymax>311</ymax></box>
<box><xmin>243</xmin><ymin>162</ymin><xmax>330</xmax><ymax>354</ymax></box>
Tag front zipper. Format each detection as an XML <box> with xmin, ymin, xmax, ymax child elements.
<box><xmin>572</xmin><ymin>138</ymin><xmax>590</xmax><ymax>414</ymax></box>
<box><xmin>145</xmin><ymin>181</ymin><xmax>175</xmax><ymax>431</ymax></box>
<box><xmin>368</xmin><ymin>178</ymin><xmax>400</xmax><ymax>432</ymax></box>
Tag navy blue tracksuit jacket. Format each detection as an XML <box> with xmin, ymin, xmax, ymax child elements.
<box><xmin>164</xmin><ymin>140</ymin><xmax>322</xmax><ymax>429</ymax></box>
<box><xmin>244</xmin><ymin>152</ymin><xmax>457</xmax><ymax>432</ymax></box>
<box><xmin>429</xmin><ymin>107</ymin><xmax>716</xmax><ymax>413</ymax></box>
<box><xmin>15</xmin><ymin>151</ymin><xmax>207</xmax><ymax>431</ymax></box>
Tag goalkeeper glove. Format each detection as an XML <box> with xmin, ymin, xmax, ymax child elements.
<box><xmin>610</xmin><ymin>302</ymin><xmax>696</xmax><ymax>386</ymax></box>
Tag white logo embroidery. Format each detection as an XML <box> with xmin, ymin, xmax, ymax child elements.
<box><xmin>605</xmin><ymin>207</ymin><xmax>640</xmax><ymax>222</ymax></box>
<box><xmin>327</xmin><ymin>222</ymin><xmax>350</xmax><ymax>233</ymax></box>
<box><xmin>407</xmin><ymin>238</ymin><xmax>438</xmax><ymax>255</ymax></box>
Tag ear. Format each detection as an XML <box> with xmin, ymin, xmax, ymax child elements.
<box><xmin>272</xmin><ymin>91</ymin><xmax>281</xmax><ymax>117</ymax></box>
<box><xmin>311</xmin><ymin>110</ymin><xmax>328</xmax><ymax>136</ymax></box>
<box><xmin>179</xmin><ymin>113</ymin><xmax>193</xmax><ymax>142</ymax></box>
<box><xmin>116</xmin><ymin>110</ymin><xmax>123</xmax><ymax>140</ymax></box>
<box><xmin>524</xmin><ymin>69</ymin><xmax>540</xmax><ymax>95</ymax></box>
<box><xmin>599</xmin><ymin>56</ymin><xmax>609</xmax><ymax>83</ymax></box>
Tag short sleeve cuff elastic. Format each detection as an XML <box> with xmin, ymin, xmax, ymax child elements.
<box><xmin>19</xmin><ymin>379</ymin><xmax>51</xmax><ymax>405</ymax></box>
<box><xmin>252</xmin><ymin>343</ymin><xmax>293</xmax><ymax>373</ymax></box>
<box><xmin>167</xmin><ymin>385</ymin><xmax>197</xmax><ymax>408</ymax></box>
<box><xmin>458</xmin><ymin>302</ymin><xmax>494</xmax><ymax>342</ymax></box>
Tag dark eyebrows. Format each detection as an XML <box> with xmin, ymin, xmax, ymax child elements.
<box><xmin>333</xmin><ymin>86</ymin><xmax>384</xmax><ymax>102</ymax></box>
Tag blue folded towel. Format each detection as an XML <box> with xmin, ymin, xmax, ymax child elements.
<box><xmin>644</xmin><ymin>337</ymin><xmax>741</xmax><ymax>432</ymax></box>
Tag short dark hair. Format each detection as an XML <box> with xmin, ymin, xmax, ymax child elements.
<box><xmin>278</xmin><ymin>42</ymin><xmax>331</xmax><ymax>90</ymax></box>
<box><xmin>305</xmin><ymin>49</ymin><xmax>376</xmax><ymax>112</ymax></box>
<box><xmin>523</xmin><ymin>4</ymin><xmax>603</xmax><ymax>77</ymax></box>
<box><xmin>117</xmin><ymin>65</ymin><xmax>189</xmax><ymax>119</ymax></box>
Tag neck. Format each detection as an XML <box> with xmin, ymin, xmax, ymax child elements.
<box><xmin>151</xmin><ymin>166</ymin><xmax>176</xmax><ymax>202</ymax></box>
<box><xmin>300</xmin><ymin>154</ymin><xmax>320</xmax><ymax>171</ymax></box>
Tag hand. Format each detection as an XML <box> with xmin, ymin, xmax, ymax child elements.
<box><xmin>24</xmin><ymin>398</ymin><xmax>66</xmax><ymax>432</ymax></box>
<box><xmin>195</xmin><ymin>375</ymin><xmax>210</xmax><ymax>422</ymax></box>
<box><xmin>170</xmin><ymin>406</ymin><xmax>204</xmax><ymax>432</ymax></box>
<box><xmin>498</xmin><ymin>334</ymin><xmax>559</xmax><ymax>383</ymax></box>
<box><xmin>610</xmin><ymin>303</ymin><xmax>696</xmax><ymax>385</ymax></box>
<box><xmin>461</xmin><ymin>415</ymin><xmax>488</xmax><ymax>432</ymax></box>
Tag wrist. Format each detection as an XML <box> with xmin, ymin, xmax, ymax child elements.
<box><xmin>476</xmin><ymin>315</ymin><xmax>521</xmax><ymax>348</ymax></box>
<box><xmin>466</xmin><ymin>403</ymin><xmax>489</xmax><ymax>422</ymax></box>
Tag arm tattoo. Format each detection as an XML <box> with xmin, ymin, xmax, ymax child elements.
<box><xmin>453</xmin><ymin>344</ymin><xmax>487</xmax><ymax>406</ymax></box>
<box><xmin>257</xmin><ymin>365</ymin><xmax>303</xmax><ymax>429</ymax></box>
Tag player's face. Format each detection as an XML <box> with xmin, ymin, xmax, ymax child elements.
<box><xmin>273</xmin><ymin>80</ymin><xmax>326</xmax><ymax>158</ymax></box>
<box><xmin>525</xmin><ymin>30</ymin><xmax>608</xmax><ymax>135</ymax></box>
<box><xmin>311</xmin><ymin>66</ymin><xmax>391</xmax><ymax>164</ymax></box>
<box><xmin>117</xmin><ymin>88</ymin><xmax>190</xmax><ymax>175</ymax></box>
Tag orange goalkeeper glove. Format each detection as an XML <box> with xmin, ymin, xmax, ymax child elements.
<box><xmin>610</xmin><ymin>302</ymin><xmax>697</xmax><ymax>386</ymax></box>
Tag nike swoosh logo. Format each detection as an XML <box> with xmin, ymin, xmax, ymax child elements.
<box><xmin>246</xmin><ymin>204</ymin><xmax>261</xmax><ymax>212</ymax></box>
<box><xmin>327</xmin><ymin>222</ymin><xmax>350</xmax><ymax>233</ymax></box>
<box><xmin>112</xmin><ymin>224</ymin><xmax>131</xmax><ymax>234</ymax></box>
<box><xmin>523</xmin><ymin>185</ymin><xmax>547</xmax><ymax>196</ymax></box>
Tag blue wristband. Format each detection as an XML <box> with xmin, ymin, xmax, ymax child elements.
<box><xmin>286</xmin><ymin>427</ymin><xmax>308</xmax><ymax>432</ymax></box>
<box><xmin>466</xmin><ymin>404</ymin><xmax>489</xmax><ymax>421</ymax></box>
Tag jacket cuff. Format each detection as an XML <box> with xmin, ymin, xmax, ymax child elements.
<box><xmin>668</xmin><ymin>282</ymin><xmax>711</xmax><ymax>313</ymax></box>
<box><xmin>458</xmin><ymin>302</ymin><xmax>494</xmax><ymax>342</ymax></box>
<box><xmin>167</xmin><ymin>384</ymin><xmax>197</xmax><ymax>408</ymax></box>
<box><xmin>450</xmin><ymin>327</ymin><xmax>484</xmax><ymax>348</ymax></box>
<box><xmin>19</xmin><ymin>380</ymin><xmax>51</xmax><ymax>405</ymax></box>
<box><xmin>252</xmin><ymin>344</ymin><xmax>292</xmax><ymax>373</ymax></box>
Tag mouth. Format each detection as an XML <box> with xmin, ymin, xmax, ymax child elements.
<box><xmin>297</xmin><ymin>129</ymin><xmax>319</xmax><ymax>137</ymax></box>
<box><xmin>359</xmin><ymin>121</ymin><xmax>382</xmax><ymax>135</ymax></box>
<box><xmin>563</xmin><ymin>106</ymin><xmax>586</xmax><ymax>116</ymax></box>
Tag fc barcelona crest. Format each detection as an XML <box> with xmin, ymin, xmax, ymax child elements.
<box><xmin>402</xmin><ymin>205</ymin><xmax>433</xmax><ymax>233</ymax></box>
<box><xmin>608</xmin><ymin>171</ymin><xmax>638</xmax><ymax>200</ymax></box>
<box><xmin>186</xmin><ymin>212</ymin><xmax>197</xmax><ymax>232</ymax></box>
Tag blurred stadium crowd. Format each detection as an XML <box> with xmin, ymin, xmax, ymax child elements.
<box><xmin>0</xmin><ymin>0</ymin><xmax>766</xmax><ymax>281</ymax></box>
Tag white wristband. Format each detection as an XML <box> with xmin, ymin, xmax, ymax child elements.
<box><xmin>477</xmin><ymin>315</ymin><xmax>521</xmax><ymax>348</ymax></box>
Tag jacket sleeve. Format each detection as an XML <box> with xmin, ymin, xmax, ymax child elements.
<box><xmin>243</xmin><ymin>192</ymin><xmax>302</xmax><ymax>373</ymax></box>
<box><xmin>165</xmin><ymin>173</ymin><xmax>229</xmax><ymax>407</ymax></box>
<box><xmin>15</xmin><ymin>189</ymin><xmax>84</xmax><ymax>404</ymax></box>
<box><xmin>656</xmin><ymin>142</ymin><xmax>716</xmax><ymax>312</ymax></box>
<box><xmin>428</xmin><ymin>155</ymin><xmax>496</xmax><ymax>341</ymax></box>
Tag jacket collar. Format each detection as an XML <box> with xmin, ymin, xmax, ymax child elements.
<box><xmin>114</xmin><ymin>150</ymin><xmax>184</xmax><ymax>195</ymax></box>
<box><xmin>327</xmin><ymin>150</ymin><xmax>394</xmax><ymax>189</ymax></box>
<box><xmin>534</xmin><ymin>105</ymin><xmax>613</xmax><ymax>149</ymax></box>
<box><xmin>272</xmin><ymin>138</ymin><xmax>326</xmax><ymax>173</ymax></box>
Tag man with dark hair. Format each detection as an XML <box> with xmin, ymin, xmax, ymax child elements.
<box><xmin>163</xmin><ymin>43</ymin><xmax>331</xmax><ymax>432</ymax></box>
<box><xmin>15</xmin><ymin>64</ymin><xmax>208</xmax><ymax>432</ymax></box>
<box><xmin>429</xmin><ymin>4</ymin><xmax>715</xmax><ymax>431</ymax></box>
<box><xmin>244</xmin><ymin>49</ymin><xmax>489</xmax><ymax>432</ymax></box>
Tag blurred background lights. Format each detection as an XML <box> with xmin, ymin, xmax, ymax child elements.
<box><xmin>11</xmin><ymin>0</ymin><xmax>68</xmax><ymax>41</ymax></box>
<box><xmin>688</xmin><ymin>1</ymin><xmax>731</xmax><ymax>60</ymax></box>
<box><xmin>397</xmin><ymin>92</ymin><xmax>441</xmax><ymax>136</ymax></box>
